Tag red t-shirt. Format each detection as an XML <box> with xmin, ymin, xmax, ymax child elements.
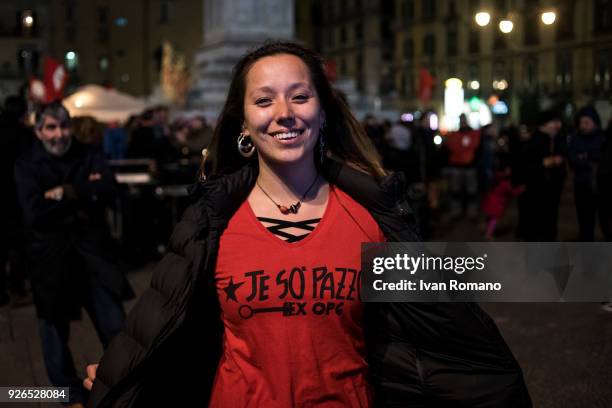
<box><xmin>210</xmin><ymin>185</ymin><xmax>385</xmax><ymax>408</ymax></box>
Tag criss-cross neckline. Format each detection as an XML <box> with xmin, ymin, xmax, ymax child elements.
<box><xmin>245</xmin><ymin>185</ymin><xmax>336</xmax><ymax>248</ymax></box>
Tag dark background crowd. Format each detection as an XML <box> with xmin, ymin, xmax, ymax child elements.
<box><xmin>366</xmin><ymin>108</ymin><xmax>612</xmax><ymax>245</ymax></box>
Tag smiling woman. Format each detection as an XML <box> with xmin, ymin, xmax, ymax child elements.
<box><xmin>86</xmin><ymin>42</ymin><xmax>531</xmax><ymax>408</ymax></box>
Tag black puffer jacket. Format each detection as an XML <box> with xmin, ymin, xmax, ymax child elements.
<box><xmin>89</xmin><ymin>160</ymin><xmax>530</xmax><ymax>408</ymax></box>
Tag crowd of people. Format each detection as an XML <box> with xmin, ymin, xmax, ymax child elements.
<box><xmin>364</xmin><ymin>107</ymin><xmax>612</xmax><ymax>243</ymax></box>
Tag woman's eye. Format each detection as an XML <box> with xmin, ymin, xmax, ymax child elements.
<box><xmin>255</xmin><ymin>98</ymin><xmax>272</xmax><ymax>106</ymax></box>
<box><xmin>293</xmin><ymin>94</ymin><xmax>309</xmax><ymax>102</ymax></box>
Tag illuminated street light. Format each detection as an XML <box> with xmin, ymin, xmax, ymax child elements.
<box><xmin>541</xmin><ymin>11</ymin><xmax>556</xmax><ymax>25</ymax></box>
<box><xmin>475</xmin><ymin>12</ymin><xmax>491</xmax><ymax>27</ymax></box>
<box><xmin>66</xmin><ymin>51</ymin><xmax>76</xmax><ymax>60</ymax></box>
<box><xmin>23</xmin><ymin>16</ymin><xmax>34</xmax><ymax>27</ymax></box>
<box><xmin>469</xmin><ymin>80</ymin><xmax>480</xmax><ymax>90</ymax></box>
<box><xmin>499</xmin><ymin>19</ymin><xmax>514</xmax><ymax>34</ymax></box>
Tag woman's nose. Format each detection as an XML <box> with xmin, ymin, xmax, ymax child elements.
<box><xmin>275</xmin><ymin>100</ymin><xmax>295</xmax><ymax>123</ymax></box>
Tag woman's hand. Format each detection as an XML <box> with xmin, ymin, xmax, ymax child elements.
<box><xmin>83</xmin><ymin>363</ymin><xmax>99</xmax><ymax>391</ymax></box>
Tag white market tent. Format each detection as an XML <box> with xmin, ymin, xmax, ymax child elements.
<box><xmin>63</xmin><ymin>84</ymin><xmax>148</xmax><ymax>123</ymax></box>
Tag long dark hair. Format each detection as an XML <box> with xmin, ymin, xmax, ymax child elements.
<box><xmin>201</xmin><ymin>41</ymin><xmax>385</xmax><ymax>180</ymax></box>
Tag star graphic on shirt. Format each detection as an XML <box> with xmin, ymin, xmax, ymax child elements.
<box><xmin>223</xmin><ymin>277</ymin><xmax>244</xmax><ymax>303</ymax></box>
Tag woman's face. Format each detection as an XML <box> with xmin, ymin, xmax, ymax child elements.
<box><xmin>242</xmin><ymin>54</ymin><xmax>324</xmax><ymax>167</ymax></box>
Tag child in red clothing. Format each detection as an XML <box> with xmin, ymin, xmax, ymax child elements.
<box><xmin>482</xmin><ymin>167</ymin><xmax>525</xmax><ymax>239</ymax></box>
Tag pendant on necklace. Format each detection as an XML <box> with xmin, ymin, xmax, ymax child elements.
<box><xmin>278</xmin><ymin>202</ymin><xmax>301</xmax><ymax>215</ymax></box>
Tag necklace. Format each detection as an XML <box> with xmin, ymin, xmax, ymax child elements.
<box><xmin>257</xmin><ymin>174</ymin><xmax>319</xmax><ymax>215</ymax></box>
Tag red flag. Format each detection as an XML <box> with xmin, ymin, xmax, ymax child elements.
<box><xmin>43</xmin><ymin>57</ymin><xmax>68</xmax><ymax>102</ymax></box>
<box><xmin>418</xmin><ymin>68</ymin><xmax>434</xmax><ymax>106</ymax></box>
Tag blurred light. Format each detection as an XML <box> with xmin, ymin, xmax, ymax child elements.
<box><xmin>401</xmin><ymin>113</ymin><xmax>414</xmax><ymax>122</ymax></box>
<box><xmin>99</xmin><ymin>57</ymin><xmax>109</xmax><ymax>71</ymax></box>
<box><xmin>444</xmin><ymin>78</ymin><xmax>464</xmax><ymax>131</ymax></box>
<box><xmin>487</xmin><ymin>95</ymin><xmax>499</xmax><ymax>105</ymax></box>
<box><xmin>429</xmin><ymin>113</ymin><xmax>439</xmax><ymax>131</ymax></box>
<box><xmin>492</xmin><ymin>101</ymin><xmax>509</xmax><ymax>115</ymax></box>
<box><xmin>541</xmin><ymin>11</ymin><xmax>556</xmax><ymax>25</ymax></box>
<box><xmin>445</xmin><ymin>77</ymin><xmax>463</xmax><ymax>88</ymax></box>
<box><xmin>23</xmin><ymin>14</ymin><xmax>34</xmax><ymax>28</ymax></box>
<box><xmin>469</xmin><ymin>80</ymin><xmax>480</xmax><ymax>90</ymax></box>
<box><xmin>433</xmin><ymin>135</ymin><xmax>443</xmax><ymax>145</ymax></box>
<box><xmin>121</xmin><ymin>73</ymin><xmax>130</xmax><ymax>82</ymax></box>
<box><xmin>469</xmin><ymin>96</ymin><xmax>481</xmax><ymax>111</ymax></box>
<box><xmin>499</xmin><ymin>20</ymin><xmax>514</xmax><ymax>33</ymax></box>
<box><xmin>492</xmin><ymin>79</ymin><xmax>508</xmax><ymax>90</ymax></box>
<box><xmin>74</xmin><ymin>97</ymin><xmax>84</xmax><ymax>108</ymax></box>
<box><xmin>115</xmin><ymin>17</ymin><xmax>128</xmax><ymax>27</ymax></box>
<box><xmin>475</xmin><ymin>12</ymin><xmax>491</xmax><ymax>27</ymax></box>
<box><xmin>66</xmin><ymin>51</ymin><xmax>76</xmax><ymax>60</ymax></box>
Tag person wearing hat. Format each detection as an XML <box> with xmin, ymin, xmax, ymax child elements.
<box><xmin>568</xmin><ymin>106</ymin><xmax>606</xmax><ymax>241</ymax></box>
<box><xmin>519</xmin><ymin>110</ymin><xmax>566</xmax><ymax>241</ymax></box>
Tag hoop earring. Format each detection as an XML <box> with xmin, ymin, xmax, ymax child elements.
<box><xmin>237</xmin><ymin>132</ymin><xmax>255</xmax><ymax>157</ymax></box>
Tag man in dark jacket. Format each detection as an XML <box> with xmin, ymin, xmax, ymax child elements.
<box><xmin>14</xmin><ymin>102</ymin><xmax>134</xmax><ymax>407</ymax></box>
<box><xmin>519</xmin><ymin>110</ymin><xmax>566</xmax><ymax>241</ymax></box>
<box><xmin>568</xmin><ymin>106</ymin><xmax>606</xmax><ymax>241</ymax></box>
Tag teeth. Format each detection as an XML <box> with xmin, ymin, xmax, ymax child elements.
<box><xmin>274</xmin><ymin>131</ymin><xmax>300</xmax><ymax>140</ymax></box>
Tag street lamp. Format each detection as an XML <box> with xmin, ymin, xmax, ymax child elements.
<box><xmin>499</xmin><ymin>19</ymin><xmax>514</xmax><ymax>33</ymax></box>
<box><xmin>541</xmin><ymin>11</ymin><xmax>556</xmax><ymax>25</ymax></box>
<box><xmin>475</xmin><ymin>12</ymin><xmax>491</xmax><ymax>27</ymax></box>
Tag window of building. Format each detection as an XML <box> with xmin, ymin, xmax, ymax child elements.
<box><xmin>595</xmin><ymin>0</ymin><xmax>612</xmax><ymax>32</ymax></box>
<box><xmin>160</xmin><ymin>0</ymin><xmax>172</xmax><ymax>24</ymax></box>
<box><xmin>422</xmin><ymin>0</ymin><xmax>436</xmax><ymax>21</ymax></box>
<box><xmin>524</xmin><ymin>57</ymin><xmax>538</xmax><ymax>89</ymax></box>
<box><xmin>97</xmin><ymin>6</ymin><xmax>110</xmax><ymax>42</ymax></box>
<box><xmin>556</xmin><ymin>0</ymin><xmax>574</xmax><ymax>40</ymax></box>
<box><xmin>340</xmin><ymin>26</ymin><xmax>347</xmax><ymax>44</ymax></box>
<box><xmin>468</xmin><ymin>27</ymin><xmax>479</xmax><ymax>53</ymax></box>
<box><xmin>97</xmin><ymin>6</ymin><xmax>109</xmax><ymax>24</ymax></box>
<box><xmin>495</xmin><ymin>0</ymin><xmax>507</xmax><ymax>13</ymax></box>
<box><xmin>594</xmin><ymin>50</ymin><xmax>612</xmax><ymax>93</ymax></box>
<box><xmin>65</xmin><ymin>0</ymin><xmax>75</xmax><ymax>22</ymax></box>
<box><xmin>403</xmin><ymin>0</ymin><xmax>414</xmax><ymax>23</ymax></box>
<box><xmin>354</xmin><ymin>23</ymin><xmax>362</xmax><ymax>42</ymax></box>
<box><xmin>446</xmin><ymin>21</ymin><xmax>458</xmax><ymax>57</ymax></box>
<box><xmin>423</xmin><ymin>33</ymin><xmax>436</xmax><ymax>58</ymax></box>
<box><xmin>493</xmin><ymin>27</ymin><xmax>507</xmax><ymax>50</ymax></box>
<box><xmin>556</xmin><ymin>50</ymin><xmax>572</xmax><ymax>91</ymax></box>
<box><xmin>114</xmin><ymin>17</ymin><xmax>128</xmax><ymax>27</ymax></box>
<box><xmin>403</xmin><ymin>37</ymin><xmax>414</xmax><ymax>60</ymax></box>
<box><xmin>65</xmin><ymin>0</ymin><xmax>76</xmax><ymax>42</ymax></box>
<box><xmin>65</xmin><ymin>26</ymin><xmax>76</xmax><ymax>42</ymax></box>
<box><xmin>17</xmin><ymin>47</ymin><xmax>39</xmax><ymax>75</ymax></box>
<box><xmin>523</xmin><ymin>11</ymin><xmax>539</xmax><ymax>45</ymax></box>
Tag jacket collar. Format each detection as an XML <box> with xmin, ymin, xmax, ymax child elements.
<box><xmin>190</xmin><ymin>159</ymin><xmax>418</xmax><ymax>241</ymax></box>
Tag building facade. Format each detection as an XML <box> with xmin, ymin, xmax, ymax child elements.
<box><xmin>394</xmin><ymin>0</ymin><xmax>612</xmax><ymax>125</ymax></box>
<box><xmin>310</xmin><ymin>0</ymin><xmax>397</xmax><ymax>114</ymax></box>
<box><xmin>0</xmin><ymin>0</ymin><xmax>202</xmax><ymax>100</ymax></box>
